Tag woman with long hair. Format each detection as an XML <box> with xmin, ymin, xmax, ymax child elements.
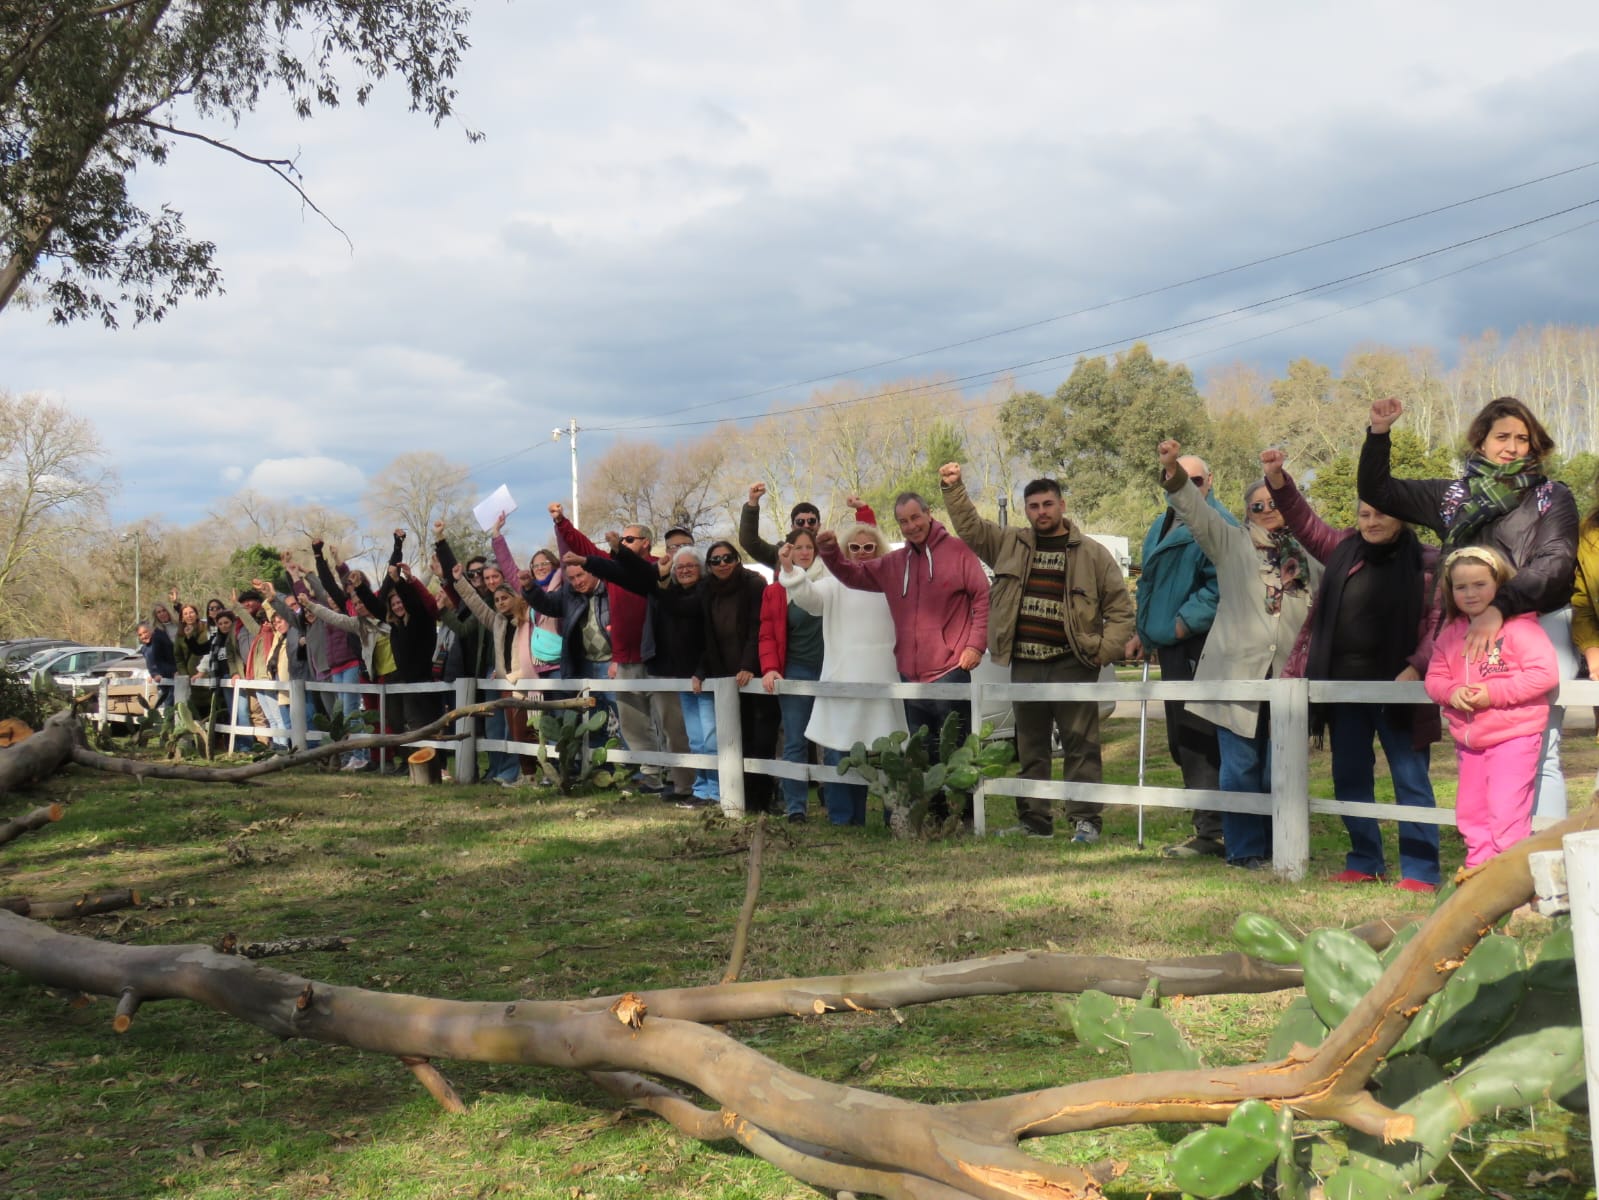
<box><xmin>760</xmin><ymin>527</ymin><xmax>826</xmax><ymax>822</ymax></box>
<box><xmin>455</xmin><ymin>569</ymin><xmax>540</xmax><ymax>784</ymax></box>
<box><xmin>1359</xmin><ymin>395</ymin><xmax>1578</xmax><ymax>817</ymax></box>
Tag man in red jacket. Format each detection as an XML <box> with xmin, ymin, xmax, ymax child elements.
<box><xmin>552</xmin><ymin>507</ymin><xmax>693</xmax><ymax>799</ymax></box>
<box><xmin>818</xmin><ymin>491</ymin><xmax>990</xmax><ymax>826</ymax></box>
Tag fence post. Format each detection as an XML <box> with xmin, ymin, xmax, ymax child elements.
<box><xmin>1562</xmin><ymin>829</ymin><xmax>1599</xmax><ymax>1186</ymax></box>
<box><xmin>228</xmin><ymin>678</ymin><xmax>240</xmax><ymax>753</ymax></box>
<box><xmin>97</xmin><ymin>677</ymin><xmax>110</xmax><ymax>732</ymax></box>
<box><xmin>1269</xmin><ymin>677</ymin><xmax>1310</xmax><ymax>882</ymax></box>
<box><xmin>712</xmin><ymin>676</ymin><xmax>745</xmax><ymax>816</ymax></box>
<box><xmin>289</xmin><ymin>681</ymin><xmax>309</xmax><ymax>752</ymax></box>
<box><xmin>454</xmin><ymin>676</ymin><xmax>477</xmax><ymax>783</ymax></box>
<box><xmin>378</xmin><ymin>682</ymin><xmax>388</xmax><ymax>773</ymax></box>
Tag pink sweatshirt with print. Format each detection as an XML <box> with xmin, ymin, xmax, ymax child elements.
<box><xmin>1424</xmin><ymin>612</ymin><xmax>1557</xmax><ymax>749</ymax></box>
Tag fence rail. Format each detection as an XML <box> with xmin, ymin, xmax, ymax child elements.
<box><xmin>80</xmin><ymin>672</ymin><xmax>1595</xmax><ymax>882</ymax></box>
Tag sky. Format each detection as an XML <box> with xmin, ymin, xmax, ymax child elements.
<box><xmin>5</xmin><ymin>0</ymin><xmax>1599</xmax><ymax>527</ymax></box>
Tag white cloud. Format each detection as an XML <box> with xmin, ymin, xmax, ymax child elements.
<box><xmin>221</xmin><ymin>466</ymin><xmax>244</xmax><ymax>484</ymax></box>
<box><xmin>242</xmin><ymin>457</ymin><xmax>366</xmax><ymax>501</ymax></box>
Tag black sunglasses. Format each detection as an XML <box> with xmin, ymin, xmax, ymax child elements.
<box><xmin>1249</xmin><ymin>500</ymin><xmax>1278</xmax><ymax>514</ymax></box>
<box><xmin>792</xmin><ymin>515</ymin><xmax>820</xmax><ymax>527</ymax></box>
<box><xmin>707</xmin><ymin>553</ymin><xmax>738</xmax><ymax>566</ymax></box>
<box><xmin>620</xmin><ymin>534</ymin><xmax>647</xmax><ymax>544</ymax></box>
<box><xmin>1188</xmin><ymin>473</ymin><xmax>1205</xmax><ymax>484</ymax></box>
<box><xmin>465</xmin><ymin>568</ymin><xmax>485</xmax><ymax>577</ymax></box>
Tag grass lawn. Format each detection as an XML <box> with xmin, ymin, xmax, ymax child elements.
<box><xmin>0</xmin><ymin>716</ymin><xmax>1592</xmax><ymax>1200</ymax></box>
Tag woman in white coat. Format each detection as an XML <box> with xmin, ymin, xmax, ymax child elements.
<box><xmin>780</xmin><ymin>522</ymin><xmax>908</xmax><ymax>824</ymax></box>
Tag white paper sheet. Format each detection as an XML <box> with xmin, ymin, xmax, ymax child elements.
<box><xmin>473</xmin><ymin>484</ymin><xmax>518</xmax><ymax>532</ymax></box>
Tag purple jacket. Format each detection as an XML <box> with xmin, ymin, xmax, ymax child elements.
<box><xmin>819</xmin><ymin>518</ymin><xmax>989</xmax><ymax>682</ymax></box>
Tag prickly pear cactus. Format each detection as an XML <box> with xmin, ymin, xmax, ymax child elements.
<box><xmin>535</xmin><ymin>708</ymin><xmax>617</xmax><ymax>793</ymax></box>
<box><xmin>836</xmin><ymin>713</ymin><xmax>1014</xmax><ymax>837</ymax></box>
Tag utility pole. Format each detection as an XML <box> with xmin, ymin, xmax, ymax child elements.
<box><xmin>552</xmin><ymin>418</ymin><xmax>580</xmax><ymax>528</ymax></box>
<box><xmin>122</xmin><ymin>530</ymin><xmax>142</xmax><ymax>631</ymax></box>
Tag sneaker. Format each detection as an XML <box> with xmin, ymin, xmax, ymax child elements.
<box><xmin>496</xmin><ymin>777</ymin><xmax>521</xmax><ymax>789</ymax></box>
<box><xmin>1069</xmin><ymin>820</ymin><xmax>1099</xmax><ymax>845</ymax></box>
<box><xmin>1331</xmin><ymin>869</ymin><xmax>1385</xmax><ymax>884</ymax></box>
<box><xmin>1228</xmin><ymin>856</ymin><xmax>1273</xmax><ymax>871</ymax></box>
<box><xmin>675</xmin><ymin>795</ymin><xmax>717</xmax><ymax>809</ymax></box>
<box><xmin>1162</xmin><ymin>836</ymin><xmax>1225</xmax><ymax>859</ymax></box>
<box><xmin>996</xmin><ymin>825</ymin><xmax>1054</xmax><ymax>839</ymax></box>
<box><xmin>339</xmin><ymin>759</ymin><xmax>366</xmax><ymax>772</ymax></box>
<box><xmin>632</xmin><ymin>776</ymin><xmax>670</xmax><ymax>795</ymax></box>
<box><xmin>786</xmin><ymin>812</ymin><xmax>807</xmax><ymax>824</ymax></box>
<box><xmin>1395</xmin><ymin>878</ymin><xmax>1438</xmax><ymax>894</ymax></box>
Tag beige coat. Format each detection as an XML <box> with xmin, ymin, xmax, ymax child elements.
<box><xmin>943</xmin><ymin>480</ymin><xmax>1134</xmax><ymax>669</ymax></box>
<box><xmin>1165</xmin><ymin>474</ymin><xmax>1318</xmax><ymax>738</ymax></box>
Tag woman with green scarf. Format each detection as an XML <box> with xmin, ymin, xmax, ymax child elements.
<box><xmin>1157</xmin><ymin>438</ymin><xmax>1321</xmax><ymax>871</ymax></box>
<box><xmin>1359</xmin><ymin>395</ymin><xmax>1578</xmax><ymax>818</ymax></box>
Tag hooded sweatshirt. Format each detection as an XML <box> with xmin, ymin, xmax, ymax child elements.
<box><xmin>1424</xmin><ymin>612</ymin><xmax>1558</xmax><ymax>749</ymax></box>
<box><xmin>818</xmin><ymin>518</ymin><xmax>989</xmax><ymax>682</ymax></box>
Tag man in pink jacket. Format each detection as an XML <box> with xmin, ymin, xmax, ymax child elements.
<box><xmin>819</xmin><ymin>491</ymin><xmax>990</xmax><ymax>825</ymax></box>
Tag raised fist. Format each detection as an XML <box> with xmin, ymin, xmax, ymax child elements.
<box><xmin>562</xmin><ymin>550</ymin><xmax>585</xmax><ymax>567</ymax></box>
<box><xmin>548</xmin><ymin>502</ymin><xmax>564</xmax><ymax>521</ymax></box>
<box><xmin>432</xmin><ymin>519</ymin><xmax>445</xmax><ymax>537</ymax></box>
<box><xmin>938</xmin><ymin>462</ymin><xmax>961</xmax><ymax>489</ymax></box>
<box><xmin>1369</xmin><ymin>396</ymin><xmax>1403</xmax><ymax>434</ymax></box>
<box><xmin>777</xmin><ymin>542</ymin><xmax>794</xmax><ymax>570</ymax></box>
<box><xmin>394</xmin><ymin>528</ymin><xmax>406</xmax><ymax>540</ymax></box>
<box><xmin>844</xmin><ymin>493</ymin><xmax>863</xmax><ymax>509</ymax></box>
<box><xmin>1157</xmin><ymin>439</ymin><xmax>1182</xmax><ymax>469</ymax></box>
<box><xmin>748</xmin><ymin>482</ymin><xmax>767</xmax><ymax>506</ymax></box>
<box><xmin>1259</xmin><ymin>448</ymin><xmax>1286</xmax><ymax>485</ymax></box>
<box><xmin>604</xmin><ymin>530</ymin><xmax>622</xmax><ymax>551</ymax></box>
<box><xmin>816</xmin><ymin>530</ymin><xmax>840</xmax><ymax>557</ymax></box>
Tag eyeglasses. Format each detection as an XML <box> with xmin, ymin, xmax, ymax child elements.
<box><xmin>707</xmin><ymin>553</ymin><xmax>738</xmax><ymax>566</ymax></box>
<box><xmin>1249</xmin><ymin>500</ymin><xmax>1278</xmax><ymax>514</ymax></box>
<box><xmin>1188</xmin><ymin>474</ymin><xmax>1206</xmax><ymax>484</ymax></box>
<box><xmin>620</xmin><ymin>535</ymin><xmax>647</xmax><ymax>545</ymax></box>
<box><xmin>847</xmin><ymin>542</ymin><xmax>877</xmax><ymax>553</ymax></box>
<box><xmin>465</xmin><ymin>568</ymin><xmax>484</xmax><ymax>578</ymax></box>
<box><xmin>792</xmin><ymin>515</ymin><xmax>819</xmax><ymax>527</ymax></box>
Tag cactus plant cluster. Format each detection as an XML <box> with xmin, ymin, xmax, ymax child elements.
<box><xmin>1067</xmin><ymin>906</ymin><xmax>1584</xmax><ymax>1198</ymax></box>
<box><xmin>833</xmin><ymin>712</ymin><xmax>1015</xmax><ymax>837</ymax></box>
<box><xmin>534</xmin><ymin>707</ymin><xmax>617</xmax><ymax>793</ymax></box>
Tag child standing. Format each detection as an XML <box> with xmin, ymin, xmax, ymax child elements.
<box><xmin>1425</xmin><ymin>546</ymin><xmax>1559</xmax><ymax>868</ymax></box>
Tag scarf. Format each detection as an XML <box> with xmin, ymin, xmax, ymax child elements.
<box><xmin>1446</xmin><ymin>454</ymin><xmax>1543</xmax><ymax>549</ymax></box>
<box><xmin>1255</xmin><ymin>527</ymin><xmax>1310</xmax><ymax>616</ymax></box>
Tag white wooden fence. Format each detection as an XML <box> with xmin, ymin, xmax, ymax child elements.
<box><xmin>87</xmin><ymin>673</ymin><xmax>1596</xmax><ymax>883</ymax></box>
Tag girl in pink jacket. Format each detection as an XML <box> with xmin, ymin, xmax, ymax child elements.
<box><xmin>1425</xmin><ymin>546</ymin><xmax>1558</xmax><ymax>868</ymax></box>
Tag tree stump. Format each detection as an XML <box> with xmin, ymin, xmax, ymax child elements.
<box><xmin>407</xmin><ymin>747</ymin><xmax>442</xmax><ymax>786</ymax></box>
<box><xmin>0</xmin><ymin>718</ymin><xmax>33</xmax><ymax>747</ymax></box>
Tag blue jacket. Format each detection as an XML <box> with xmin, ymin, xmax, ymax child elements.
<box><xmin>1135</xmin><ymin>491</ymin><xmax>1237</xmax><ymax>647</ymax></box>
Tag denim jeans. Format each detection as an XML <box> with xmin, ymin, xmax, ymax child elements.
<box><xmin>484</xmin><ymin>707</ymin><xmax>520</xmax><ymax>783</ymax></box>
<box><xmin>776</xmin><ymin>661</ymin><xmax>820</xmax><ymax>816</ymax></box>
<box><xmin>902</xmin><ymin>667</ymin><xmax>972</xmax><ymax>821</ymax></box>
<box><xmin>330</xmin><ymin>663</ymin><xmax>368</xmax><ymax>767</ymax></box>
<box><xmin>1327</xmin><ymin>703</ymin><xmax>1439</xmax><ymax>885</ymax></box>
<box><xmin>1217</xmin><ymin>722</ymin><xmax>1271</xmax><ymax>863</ymax></box>
<box><xmin>821</xmin><ymin>746</ymin><xmax>867</xmax><ymax>825</ymax></box>
<box><xmin>257</xmin><ymin>692</ymin><xmax>289</xmax><ymax>749</ymax></box>
<box><xmin>1534</xmin><ymin>607</ymin><xmax>1574</xmax><ymax>819</ymax></box>
<box><xmin>679</xmin><ymin>691</ymin><xmax>719</xmax><ymax>801</ymax></box>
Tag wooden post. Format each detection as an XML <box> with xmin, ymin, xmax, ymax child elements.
<box><xmin>288</xmin><ymin>680</ymin><xmax>309</xmax><ymax>752</ymax></box>
<box><xmin>970</xmin><ymin>677</ymin><xmax>988</xmax><ymax>835</ymax></box>
<box><xmin>1269</xmin><ymin>677</ymin><xmax>1310</xmax><ymax>882</ymax></box>
<box><xmin>713</xmin><ymin>676</ymin><xmax>745</xmax><ymax>816</ymax></box>
<box><xmin>407</xmin><ymin>748</ymin><xmax>443</xmax><ymax>785</ymax></box>
<box><xmin>377</xmin><ymin>682</ymin><xmax>388</xmax><ymax>773</ymax></box>
<box><xmin>227</xmin><ymin>678</ymin><xmax>240</xmax><ymax>754</ymax></box>
<box><xmin>96</xmin><ymin>677</ymin><xmax>110</xmax><ymax>733</ymax></box>
<box><xmin>1561</xmin><ymin>829</ymin><xmax>1599</xmax><ymax>1186</ymax></box>
<box><xmin>452</xmin><ymin>676</ymin><xmax>477</xmax><ymax>784</ymax></box>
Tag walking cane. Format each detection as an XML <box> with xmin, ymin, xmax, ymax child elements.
<box><xmin>1136</xmin><ymin>656</ymin><xmax>1150</xmax><ymax>850</ymax></box>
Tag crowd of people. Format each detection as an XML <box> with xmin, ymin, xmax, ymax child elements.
<box><xmin>130</xmin><ymin>393</ymin><xmax>1592</xmax><ymax>881</ymax></box>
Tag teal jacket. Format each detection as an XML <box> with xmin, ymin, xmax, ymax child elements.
<box><xmin>1135</xmin><ymin>491</ymin><xmax>1236</xmax><ymax>647</ymax></box>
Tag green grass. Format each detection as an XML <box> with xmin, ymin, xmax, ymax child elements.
<box><xmin>0</xmin><ymin>724</ymin><xmax>1593</xmax><ymax>1200</ymax></box>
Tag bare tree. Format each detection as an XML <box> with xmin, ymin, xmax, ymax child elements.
<box><xmin>0</xmin><ymin>392</ymin><xmax>115</xmax><ymax>634</ymax></box>
<box><xmin>364</xmin><ymin>452</ymin><xmax>473</xmax><ymax>567</ymax></box>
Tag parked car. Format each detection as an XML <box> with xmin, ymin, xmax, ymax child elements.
<box><xmin>0</xmin><ymin>637</ymin><xmax>78</xmax><ymax>665</ymax></box>
<box><xmin>22</xmin><ymin>645</ymin><xmax>135</xmax><ymax>684</ymax></box>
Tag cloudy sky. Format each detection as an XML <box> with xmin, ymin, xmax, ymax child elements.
<box><xmin>5</xmin><ymin>0</ymin><xmax>1599</xmax><ymax>526</ymax></box>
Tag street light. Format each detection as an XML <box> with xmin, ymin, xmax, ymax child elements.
<box><xmin>552</xmin><ymin>418</ymin><xmax>580</xmax><ymax>528</ymax></box>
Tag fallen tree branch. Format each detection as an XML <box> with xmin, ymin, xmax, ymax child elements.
<box><xmin>721</xmin><ymin>817</ymin><xmax>766</xmax><ymax>984</ymax></box>
<box><xmin>63</xmin><ymin>696</ymin><xmax>593</xmax><ymax>783</ymax></box>
<box><xmin>1</xmin><ymin>888</ymin><xmax>142</xmax><ymax>919</ymax></box>
<box><xmin>215</xmin><ymin>932</ymin><xmax>351</xmax><ymax>959</ymax></box>
<box><xmin>0</xmin><ymin>801</ymin><xmax>63</xmax><ymax>845</ymax></box>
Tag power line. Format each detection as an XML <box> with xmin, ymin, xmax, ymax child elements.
<box><xmin>592</xmin><ymin>194</ymin><xmax>1599</xmax><ymax>433</ymax></box>
<box><xmin>589</xmin><ymin>158</ymin><xmax>1599</xmax><ymax>432</ymax></box>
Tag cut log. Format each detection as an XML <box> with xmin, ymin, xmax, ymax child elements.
<box><xmin>0</xmin><ymin>717</ymin><xmax>33</xmax><ymax>746</ymax></box>
<box><xmin>407</xmin><ymin>747</ymin><xmax>442</xmax><ymax>786</ymax></box>
<box><xmin>0</xmin><ymin>802</ymin><xmax>63</xmax><ymax>846</ymax></box>
<box><xmin>0</xmin><ymin>710</ymin><xmax>77</xmax><ymax>796</ymax></box>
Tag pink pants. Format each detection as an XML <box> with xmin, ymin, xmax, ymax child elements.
<box><xmin>1455</xmin><ymin>731</ymin><xmax>1541</xmax><ymax>869</ymax></box>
